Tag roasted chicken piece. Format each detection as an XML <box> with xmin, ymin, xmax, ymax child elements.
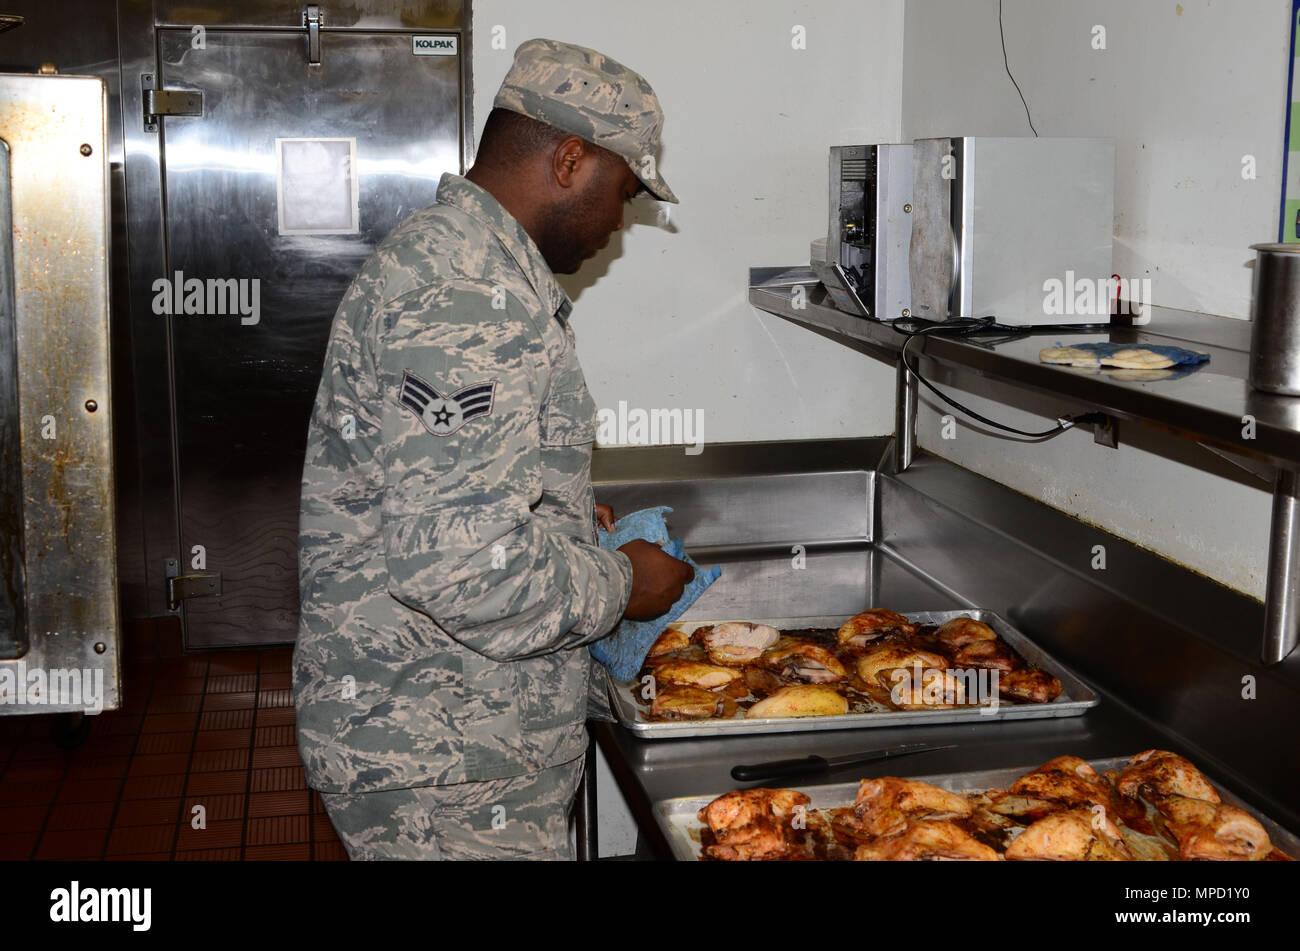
<box><xmin>987</xmin><ymin>793</ymin><xmax>1061</xmax><ymax>821</ymax></box>
<box><xmin>1105</xmin><ymin>782</ymin><xmax>1156</xmax><ymax>833</ymax></box>
<box><xmin>650</xmin><ymin>684</ymin><xmax>725</xmax><ymax>720</ymax></box>
<box><xmin>646</xmin><ymin>627</ymin><xmax>689</xmax><ymax>658</ymax></box>
<box><xmin>933</xmin><ymin>616</ymin><xmax>999</xmax><ymax>649</ymax></box>
<box><xmin>743</xmin><ymin>665</ymin><xmax>784</xmax><ymax>696</ymax></box>
<box><xmin>836</xmin><ymin>608</ymin><xmax>918</xmax><ymax>648</ymax></box>
<box><xmin>746</xmin><ymin>683</ymin><xmax>847</xmax><ymax>718</ymax></box>
<box><xmin>850</xmin><ymin>776</ymin><xmax>974</xmax><ymax>837</ymax></box>
<box><xmin>997</xmin><ymin>667</ymin><xmax>1063</xmax><ymax>703</ymax></box>
<box><xmin>950</xmin><ymin>637</ymin><xmax>1020</xmax><ymax>671</ymax></box>
<box><xmin>1008</xmin><ymin>756</ymin><xmax>1112</xmax><ymax>810</ymax></box>
<box><xmin>697</xmin><ymin>788</ymin><xmax>810</xmax><ymax>861</ymax></box>
<box><xmin>853</xmin><ymin>820</ymin><xmax>1000</xmax><ymax>861</ymax></box>
<box><xmin>1005</xmin><ymin>806</ymin><xmax>1134</xmax><ymax>861</ymax></box>
<box><xmin>883</xmin><ymin>665</ymin><xmax>968</xmax><ymax>709</ymax></box>
<box><xmin>1116</xmin><ymin>749</ymin><xmax>1220</xmax><ymax>803</ymax></box>
<box><xmin>1120</xmin><ymin>829</ymin><xmax>1179</xmax><ymax>862</ymax></box>
<box><xmin>759</xmin><ymin>642</ymin><xmax>849</xmax><ymax>683</ymax></box>
<box><xmin>691</xmin><ymin>622</ymin><xmax>780</xmax><ymax>666</ymax></box>
<box><xmin>652</xmin><ymin>661</ymin><xmax>741</xmax><ymax>692</ymax></box>
<box><xmin>1155</xmin><ymin>795</ymin><xmax>1271</xmax><ymax>861</ymax></box>
<box><xmin>963</xmin><ymin>794</ymin><xmax>1028</xmax><ymax>851</ymax></box>
<box><xmin>855</xmin><ymin>645</ymin><xmax>948</xmax><ymax>686</ymax></box>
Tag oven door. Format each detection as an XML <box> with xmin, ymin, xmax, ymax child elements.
<box><xmin>0</xmin><ymin>73</ymin><xmax>120</xmax><ymax>714</ymax></box>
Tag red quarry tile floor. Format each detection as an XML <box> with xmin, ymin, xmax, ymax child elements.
<box><xmin>0</xmin><ymin>619</ymin><xmax>346</xmax><ymax>861</ymax></box>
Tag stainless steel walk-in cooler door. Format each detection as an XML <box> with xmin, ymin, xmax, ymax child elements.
<box><xmin>133</xmin><ymin>5</ymin><xmax>467</xmax><ymax>646</ymax></box>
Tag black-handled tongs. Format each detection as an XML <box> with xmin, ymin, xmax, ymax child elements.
<box><xmin>730</xmin><ymin>742</ymin><xmax>956</xmax><ymax>784</ymax></box>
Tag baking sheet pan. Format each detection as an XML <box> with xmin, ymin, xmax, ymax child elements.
<box><xmin>654</xmin><ymin>755</ymin><xmax>1300</xmax><ymax>861</ymax></box>
<box><xmin>607</xmin><ymin>610</ymin><xmax>1099</xmax><ymax>739</ymax></box>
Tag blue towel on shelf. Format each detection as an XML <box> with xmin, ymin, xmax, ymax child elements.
<box><xmin>590</xmin><ymin>506</ymin><xmax>722</xmax><ymax>682</ymax></box>
<box><xmin>1056</xmin><ymin>341</ymin><xmax>1210</xmax><ymax>365</ymax></box>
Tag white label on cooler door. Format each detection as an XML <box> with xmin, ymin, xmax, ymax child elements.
<box><xmin>413</xmin><ymin>35</ymin><xmax>458</xmax><ymax>56</ymax></box>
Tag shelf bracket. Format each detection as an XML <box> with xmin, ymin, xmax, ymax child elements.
<box><xmin>1092</xmin><ymin>414</ymin><xmax>1119</xmax><ymax>449</ymax></box>
<box><xmin>895</xmin><ymin>354</ymin><xmax>918</xmax><ymax>473</ymax></box>
<box><xmin>1263</xmin><ymin>466</ymin><xmax>1300</xmax><ymax>664</ymax></box>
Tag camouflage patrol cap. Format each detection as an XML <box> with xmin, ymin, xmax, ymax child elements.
<box><xmin>494</xmin><ymin>38</ymin><xmax>677</xmax><ymax>203</ymax></box>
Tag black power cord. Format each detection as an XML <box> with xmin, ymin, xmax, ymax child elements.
<box><xmin>999</xmin><ymin>0</ymin><xmax>1039</xmax><ymax>137</ymax></box>
<box><xmin>890</xmin><ymin>316</ymin><xmax>1108</xmax><ymax>440</ymax></box>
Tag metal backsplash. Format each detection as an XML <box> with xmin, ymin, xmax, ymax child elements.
<box><xmin>592</xmin><ymin>438</ymin><xmax>896</xmax><ymax>624</ymax></box>
<box><xmin>879</xmin><ymin>449</ymin><xmax>1300</xmax><ymax>834</ymax></box>
<box><xmin>592</xmin><ymin>438</ymin><xmax>883</xmax><ymax>553</ymax></box>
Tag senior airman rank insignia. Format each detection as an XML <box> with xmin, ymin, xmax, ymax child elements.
<box><xmin>399</xmin><ymin>370</ymin><xmax>497</xmax><ymax>436</ymax></box>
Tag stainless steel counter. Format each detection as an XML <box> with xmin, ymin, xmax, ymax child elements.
<box><xmin>589</xmin><ymin>439</ymin><xmax>1300</xmax><ymax>859</ymax></box>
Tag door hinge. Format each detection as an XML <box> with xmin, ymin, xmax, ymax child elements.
<box><xmin>164</xmin><ymin>557</ymin><xmax>222</xmax><ymax>612</ymax></box>
<box><xmin>141</xmin><ymin>73</ymin><xmax>203</xmax><ymax>132</ymax></box>
<box><xmin>304</xmin><ymin>5</ymin><xmax>322</xmax><ymax>66</ymax></box>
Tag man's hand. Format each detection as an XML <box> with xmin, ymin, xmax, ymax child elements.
<box><xmin>618</xmin><ymin>539</ymin><xmax>694</xmax><ymax>620</ymax></box>
<box><xmin>595</xmin><ymin>503</ymin><xmax>616</xmax><ymax>532</ymax></box>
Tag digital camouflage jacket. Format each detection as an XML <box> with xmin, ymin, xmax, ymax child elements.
<box><xmin>293</xmin><ymin>173</ymin><xmax>632</xmax><ymax>794</ymax></box>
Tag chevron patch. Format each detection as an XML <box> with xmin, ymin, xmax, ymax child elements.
<box><xmin>399</xmin><ymin>370</ymin><xmax>497</xmax><ymax>437</ymax></box>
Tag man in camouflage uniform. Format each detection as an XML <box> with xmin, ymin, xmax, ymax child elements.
<box><xmin>293</xmin><ymin>38</ymin><xmax>692</xmax><ymax>859</ymax></box>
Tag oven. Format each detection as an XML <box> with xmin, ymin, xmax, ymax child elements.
<box><xmin>0</xmin><ymin>71</ymin><xmax>121</xmax><ymax>719</ymax></box>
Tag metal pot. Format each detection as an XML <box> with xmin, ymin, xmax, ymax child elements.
<box><xmin>1249</xmin><ymin>242</ymin><xmax>1300</xmax><ymax>395</ymax></box>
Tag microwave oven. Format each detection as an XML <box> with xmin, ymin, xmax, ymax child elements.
<box><xmin>813</xmin><ymin>143</ymin><xmax>913</xmax><ymax>320</ymax></box>
<box><xmin>909</xmin><ymin>136</ymin><xmax>1116</xmax><ymax>325</ymax></box>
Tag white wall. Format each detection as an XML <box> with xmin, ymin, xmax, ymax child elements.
<box><xmin>904</xmin><ymin>0</ymin><xmax>1291</xmax><ymax>319</ymax></box>
<box><xmin>901</xmin><ymin>0</ymin><xmax>1292</xmax><ymax>597</ymax></box>
<box><xmin>472</xmin><ymin>0</ymin><xmax>905</xmax><ymax>446</ymax></box>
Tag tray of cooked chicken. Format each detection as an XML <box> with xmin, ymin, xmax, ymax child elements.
<box><xmin>657</xmin><ymin>750</ymin><xmax>1299</xmax><ymax>861</ymax></box>
<box><xmin>606</xmin><ymin>609</ymin><xmax>1098</xmax><ymax>738</ymax></box>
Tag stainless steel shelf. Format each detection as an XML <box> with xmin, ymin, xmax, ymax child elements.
<box><xmin>750</xmin><ymin>265</ymin><xmax>1300</xmax><ymax>467</ymax></box>
<box><xmin>750</xmin><ymin>265</ymin><xmax>1299</xmax><ymax>665</ymax></box>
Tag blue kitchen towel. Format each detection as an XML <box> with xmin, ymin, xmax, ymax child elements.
<box><xmin>1053</xmin><ymin>341</ymin><xmax>1210</xmax><ymax>365</ymax></box>
<box><xmin>590</xmin><ymin>506</ymin><xmax>722</xmax><ymax>681</ymax></box>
